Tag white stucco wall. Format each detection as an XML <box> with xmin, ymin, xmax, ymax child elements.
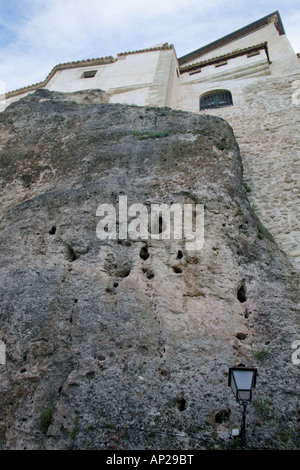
<box><xmin>46</xmin><ymin>50</ymin><xmax>161</xmax><ymax>105</ymax></box>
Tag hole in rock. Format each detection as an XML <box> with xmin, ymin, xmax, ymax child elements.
<box><xmin>176</xmin><ymin>396</ymin><xmax>186</xmax><ymax>412</ymax></box>
<box><xmin>65</xmin><ymin>245</ymin><xmax>79</xmax><ymax>262</ymax></box>
<box><xmin>177</xmin><ymin>250</ymin><xmax>183</xmax><ymax>259</ymax></box>
<box><xmin>160</xmin><ymin>369</ymin><xmax>170</xmax><ymax>378</ymax></box>
<box><xmin>49</xmin><ymin>226</ymin><xmax>56</xmax><ymax>235</ymax></box>
<box><xmin>118</xmin><ymin>268</ymin><xmax>131</xmax><ymax>278</ymax></box>
<box><xmin>244</xmin><ymin>308</ymin><xmax>250</xmax><ymax>318</ymax></box>
<box><xmin>236</xmin><ymin>332</ymin><xmax>247</xmax><ymax>340</ymax></box>
<box><xmin>237</xmin><ymin>283</ymin><xmax>247</xmax><ymax>303</ymax></box>
<box><xmin>215</xmin><ymin>408</ymin><xmax>231</xmax><ymax>424</ymax></box>
<box><xmin>140</xmin><ymin>245</ymin><xmax>149</xmax><ymax>261</ymax></box>
<box><xmin>173</xmin><ymin>266</ymin><xmax>182</xmax><ymax>274</ymax></box>
<box><xmin>143</xmin><ymin>268</ymin><xmax>154</xmax><ymax>280</ymax></box>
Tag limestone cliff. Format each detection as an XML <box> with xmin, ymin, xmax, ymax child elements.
<box><xmin>0</xmin><ymin>89</ymin><xmax>299</xmax><ymax>450</ymax></box>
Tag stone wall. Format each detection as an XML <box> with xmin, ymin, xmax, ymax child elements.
<box><xmin>179</xmin><ymin>71</ymin><xmax>300</xmax><ymax>268</ymax></box>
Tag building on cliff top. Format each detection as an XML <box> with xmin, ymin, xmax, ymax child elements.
<box><xmin>1</xmin><ymin>10</ymin><xmax>300</xmax><ymax>268</ymax></box>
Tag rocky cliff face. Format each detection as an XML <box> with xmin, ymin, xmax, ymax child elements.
<box><xmin>0</xmin><ymin>89</ymin><xmax>299</xmax><ymax>450</ymax></box>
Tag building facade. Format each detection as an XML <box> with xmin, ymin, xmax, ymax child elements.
<box><xmin>1</xmin><ymin>11</ymin><xmax>300</xmax><ymax>267</ymax></box>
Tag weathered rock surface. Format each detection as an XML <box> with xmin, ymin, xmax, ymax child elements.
<box><xmin>0</xmin><ymin>89</ymin><xmax>299</xmax><ymax>450</ymax></box>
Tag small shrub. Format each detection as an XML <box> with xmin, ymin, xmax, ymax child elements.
<box><xmin>257</xmin><ymin>222</ymin><xmax>266</xmax><ymax>235</ymax></box>
<box><xmin>252</xmin><ymin>397</ymin><xmax>273</xmax><ymax>414</ymax></box>
<box><xmin>40</xmin><ymin>407</ymin><xmax>54</xmax><ymax>433</ymax></box>
<box><xmin>244</xmin><ymin>183</ymin><xmax>252</xmax><ymax>193</ymax></box>
<box><xmin>254</xmin><ymin>348</ymin><xmax>270</xmax><ymax>360</ymax></box>
<box><xmin>257</xmin><ymin>223</ymin><xmax>276</xmax><ymax>242</ymax></box>
<box><xmin>71</xmin><ymin>416</ymin><xmax>79</xmax><ymax>441</ymax></box>
<box><xmin>281</xmin><ymin>427</ymin><xmax>293</xmax><ymax>443</ymax></box>
<box><xmin>257</xmin><ymin>222</ymin><xmax>266</xmax><ymax>239</ymax></box>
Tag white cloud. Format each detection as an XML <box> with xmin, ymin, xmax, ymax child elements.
<box><xmin>0</xmin><ymin>0</ymin><xmax>226</xmax><ymax>91</ymax></box>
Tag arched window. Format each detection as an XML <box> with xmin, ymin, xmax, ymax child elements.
<box><xmin>200</xmin><ymin>90</ymin><xmax>233</xmax><ymax>111</ymax></box>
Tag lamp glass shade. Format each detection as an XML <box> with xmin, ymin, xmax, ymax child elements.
<box><xmin>229</xmin><ymin>367</ymin><xmax>257</xmax><ymax>402</ymax></box>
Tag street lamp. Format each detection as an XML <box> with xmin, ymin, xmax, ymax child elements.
<box><xmin>228</xmin><ymin>364</ymin><xmax>257</xmax><ymax>449</ymax></box>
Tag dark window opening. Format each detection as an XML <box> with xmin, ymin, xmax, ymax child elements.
<box><xmin>83</xmin><ymin>70</ymin><xmax>97</xmax><ymax>78</ymax></box>
<box><xmin>200</xmin><ymin>90</ymin><xmax>233</xmax><ymax>111</ymax></box>
<box><xmin>215</xmin><ymin>61</ymin><xmax>227</xmax><ymax>68</ymax></box>
<box><xmin>247</xmin><ymin>51</ymin><xmax>260</xmax><ymax>58</ymax></box>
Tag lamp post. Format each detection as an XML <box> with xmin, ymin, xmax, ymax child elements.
<box><xmin>228</xmin><ymin>364</ymin><xmax>257</xmax><ymax>449</ymax></box>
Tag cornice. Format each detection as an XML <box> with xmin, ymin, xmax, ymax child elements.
<box><xmin>117</xmin><ymin>43</ymin><xmax>174</xmax><ymax>57</ymax></box>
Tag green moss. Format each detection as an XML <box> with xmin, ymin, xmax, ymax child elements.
<box><xmin>40</xmin><ymin>407</ymin><xmax>54</xmax><ymax>433</ymax></box>
<box><xmin>257</xmin><ymin>223</ymin><xmax>276</xmax><ymax>242</ymax></box>
<box><xmin>71</xmin><ymin>416</ymin><xmax>79</xmax><ymax>441</ymax></box>
<box><xmin>257</xmin><ymin>222</ymin><xmax>266</xmax><ymax>235</ymax></box>
<box><xmin>131</xmin><ymin>130</ymin><xmax>170</xmax><ymax>140</ymax></box>
<box><xmin>254</xmin><ymin>348</ymin><xmax>270</xmax><ymax>360</ymax></box>
<box><xmin>252</xmin><ymin>397</ymin><xmax>273</xmax><ymax>413</ymax></box>
<box><xmin>243</xmin><ymin>183</ymin><xmax>252</xmax><ymax>193</ymax></box>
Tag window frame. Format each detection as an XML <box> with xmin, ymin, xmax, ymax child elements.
<box><xmin>82</xmin><ymin>70</ymin><xmax>98</xmax><ymax>79</ymax></box>
<box><xmin>200</xmin><ymin>90</ymin><xmax>233</xmax><ymax>111</ymax></box>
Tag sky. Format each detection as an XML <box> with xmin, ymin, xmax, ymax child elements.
<box><xmin>0</xmin><ymin>0</ymin><xmax>300</xmax><ymax>93</ymax></box>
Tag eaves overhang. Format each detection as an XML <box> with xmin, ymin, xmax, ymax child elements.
<box><xmin>4</xmin><ymin>56</ymin><xmax>115</xmax><ymax>99</ymax></box>
<box><xmin>178</xmin><ymin>10</ymin><xmax>284</xmax><ymax>66</ymax></box>
<box><xmin>180</xmin><ymin>42</ymin><xmax>271</xmax><ymax>74</ymax></box>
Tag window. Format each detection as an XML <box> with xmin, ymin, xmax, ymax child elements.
<box><xmin>247</xmin><ymin>51</ymin><xmax>260</xmax><ymax>58</ymax></box>
<box><xmin>200</xmin><ymin>90</ymin><xmax>233</xmax><ymax>111</ymax></box>
<box><xmin>215</xmin><ymin>61</ymin><xmax>227</xmax><ymax>68</ymax></box>
<box><xmin>83</xmin><ymin>70</ymin><xmax>97</xmax><ymax>78</ymax></box>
